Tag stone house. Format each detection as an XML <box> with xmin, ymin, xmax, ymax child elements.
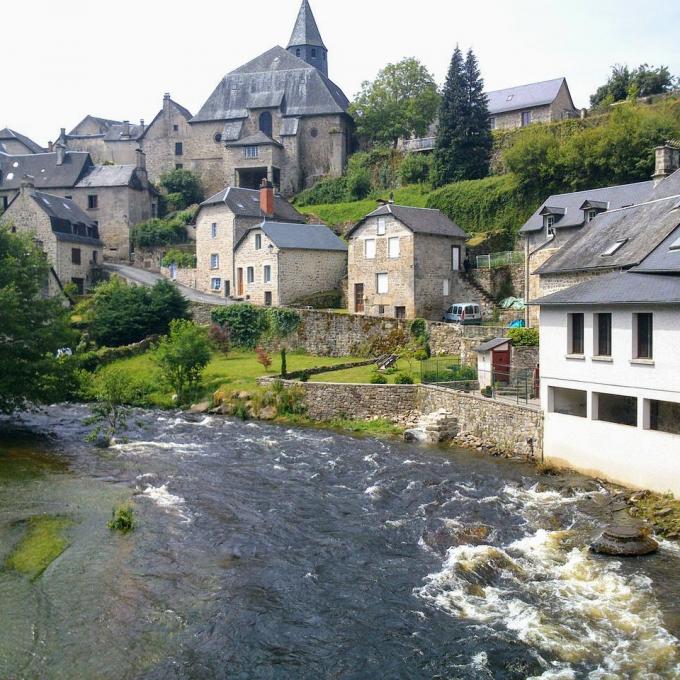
<box><xmin>0</xmin><ymin>147</ymin><xmax>158</xmax><ymax>260</ymax></box>
<box><xmin>62</xmin><ymin>117</ymin><xmax>145</xmax><ymax>165</ymax></box>
<box><xmin>233</xmin><ymin>221</ymin><xmax>347</xmax><ymax>306</ymax></box>
<box><xmin>0</xmin><ymin>177</ymin><xmax>103</xmax><ymax>295</ymax></box>
<box><xmin>487</xmin><ymin>77</ymin><xmax>577</xmax><ymax>130</ymax></box>
<box><xmin>0</xmin><ymin>128</ymin><xmax>44</xmax><ymax>155</ymax></box>
<box><xmin>346</xmin><ymin>204</ymin><xmax>470</xmax><ymax>320</ymax></box>
<box><xmin>194</xmin><ymin>181</ymin><xmax>305</xmax><ymax>297</ymax></box>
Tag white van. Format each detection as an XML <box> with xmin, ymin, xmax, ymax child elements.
<box><xmin>443</xmin><ymin>302</ymin><xmax>482</xmax><ymax>325</ymax></box>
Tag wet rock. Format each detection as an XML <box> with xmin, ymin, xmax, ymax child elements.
<box><xmin>591</xmin><ymin>524</ymin><xmax>659</xmax><ymax>556</ymax></box>
<box><xmin>93</xmin><ymin>433</ymin><xmax>111</xmax><ymax>448</ymax></box>
<box><xmin>404</xmin><ymin>428</ymin><xmax>427</xmax><ymax>443</ymax></box>
<box><xmin>258</xmin><ymin>406</ymin><xmax>277</xmax><ymax>421</ymax></box>
<box><xmin>422</xmin><ymin>524</ymin><xmax>492</xmax><ymax>554</ymax></box>
<box><xmin>190</xmin><ymin>401</ymin><xmax>211</xmax><ymax>414</ymax></box>
<box><xmin>657</xmin><ymin>507</ymin><xmax>673</xmax><ymax>518</ymax></box>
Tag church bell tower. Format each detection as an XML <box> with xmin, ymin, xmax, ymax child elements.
<box><xmin>287</xmin><ymin>0</ymin><xmax>328</xmax><ymax>77</ymax></box>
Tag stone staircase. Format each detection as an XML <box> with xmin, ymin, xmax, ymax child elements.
<box><xmin>404</xmin><ymin>409</ymin><xmax>459</xmax><ymax>444</ymax></box>
<box><xmin>456</xmin><ymin>272</ymin><xmax>498</xmax><ymax>319</ymax></box>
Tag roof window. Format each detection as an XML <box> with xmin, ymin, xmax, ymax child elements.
<box><xmin>601</xmin><ymin>239</ymin><xmax>628</xmax><ymax>256</ymax></box>
<box><xmin>669</xmin><ymin>235</ymin><xmax>680</xmax><ymax>251</ymax></box>
<box><xmin>506</xmin><ymin>94</ymin><xmax>514</xmax><ymax>101</ymax></box>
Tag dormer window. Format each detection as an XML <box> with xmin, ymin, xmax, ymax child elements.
<box><xmin>586</xmin><ymin>209</ymin><xmax>598</xmax><ymax>222</ymax></box>
<box><xmin>601</xmin><ymin>239</ymin><xmax>628</xmax><ymax>256</ymax></box>
<box><xmin>311</xmin><ymin>48</ymin><xmax>317</xmax><ymax>58</ymax></box>
<box><xmin>544</xmin><ymin>215</ymin><xmax>555</xmax><ymax>230</ymax></box>
<box><xmin>296</xmin><ymin>48</ymin><xmax>301</xmax><ymax>57</ymax></box>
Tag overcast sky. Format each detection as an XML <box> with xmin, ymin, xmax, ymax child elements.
<box><xmin>4</xmin><ymin>0</ymin><xmax>680</xmax><ymax>146</ymax></box>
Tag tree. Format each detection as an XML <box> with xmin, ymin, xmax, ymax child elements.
<box><xmin>591</xmin><ymin>64</ymin><xmax>677</xmax><ymax>108</ymax></box>
<box><xmin>431</xmin><ymin>47</ymin><xmax>492</xmax><ymax>187</ymax></box>
<box><xmin>266</xmin><ymin>308</ymin><xmax>301</xmax><ymax>378</ymax></box>
<box><xmin>349</xmin><ymin>58</ymin><xmax>440</xmax><ymax>147</ymax></box>
<box><xmin>155</xmin><ymin>319</ymin><xmax>211</xmax><ymax>403</ymax></box>
<box><xmin>159</xmin><ymin>168</ymin><xmax>204</xmax><ymax>210</ymax></box>
<box><xmin>0</xmin><ymin>228</ymin><xmax>75</xmax><ymax>413</ymax></box>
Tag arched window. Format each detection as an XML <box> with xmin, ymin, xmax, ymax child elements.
<box><xmin>295</xmin><ymin>48</ymin><xmax>301</xmax><ymax>57</ymax></box>
<box><xmin>259</xmin><ymin>111</ymin><xmax>273</xmax><ymax>138</ymax></box>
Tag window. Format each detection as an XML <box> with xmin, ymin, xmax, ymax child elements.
<box><xmin>601</xmin><ymin>239</ymin><xmax>628</xmax><ymax>256</ymax></box>
<box><xmin>175</xmin><ymin>163</ymin><xmax>183</xmax><ymax>170</ymax></box>
<box><xmin>388</xmin><ymin>237</ymin><xmax>400</xmax><ymax>258</ymax></box>
<box><xmin>594</xmin><ymin>392</ymin><xmax>637</xmax><ymax>427</ymax></box>
<box><xmin>92</xmin><ymin>251</ymin><xmax>98</xmax><ymax>264</ymax></box>
<box><xmin>634</xmin><ymin>313</ymin><xmax>653</xmax><ymax>359</ymax></box>
<box><xmin>70</xmin><ymin>277</ymin><xmax>84</xmax><ymax>295</ymax></box>
<box><xmin>175</xmin><ymin>142</ymin><xmax>183</xmax><ymax>156</ymax></box>
<box><xmin>451</xmin><ymin>245</ymin><xmax>461</xmax><ymax>271</ymax></box>
<box><xmin>568</xmin><ymin>313</ymin><xmax>584</xmax><ymax>355</ymax></box>
<box><xmin>521</xmin><ymin>111</ymin><xmax>532</xmax><ymax>127</ymax></box>
<box><xmin>376</xmin><ymin>273</ymin><xmax>388</xmax><ymax>294</ymax></box>
<box><xmin>377</xmin><ymin>217</ymin><xmax>386</xmax><ymax>235</ymax></box>
<box><xmin>210</xmin><ymin>277</ymin><xmax>221</xmax><ymax>291</ymax></box>
<box><xmin>647</xmin><ymin>399</ymin><xmax>680</xmax><ymax>434</ymax></box>
<box><xmin>395</xmin><ymin>306</ymin><xmax>406</xmax><ymax>319</ymax></box>
<box><xmin>71</xmin><ymin>248</ymin><xmax>81</xmax><ymax>265</ymax></box>
<box><xmin>211</xmin><ymin>222</ymin><xmax>217</xmax><ymax>239</ymax></box>
<box><xmin>669</xmin><ymin>235</ymin><xmax>680</xmax><ymax>251</ymax></box>
<box><xmin>244</xmin><ymin>146</ymin><xmax>258</xmax><ymax>159</ymax></box>
<box><xmin>2</xmin><ymin>196</ymin><xmax>8</xmax><ymax>210</ymax></box>
<box><xmin>210</xmin><ymin>253</ymin><xmax>219</xmax><ymax>269</ymax></box>
<box><xmin>213</xmin><ymin>132</ymin><xmax>223</xmax><ymax>144</ymax></box>
<box><xmin>295</xmin><ymin>48</ymin><xmax>301</xmax><ymax>57</ymax></box>
<box><xmin>311</xmin><ymin>48</ymin><xmax>317</xmax><ymax>57</ymax></box>
<box><xmin>173</xmin><ymin>124</ymin><xmax>179</xmax><ymax>132</ymax></box>
<box><xmin>490</xmin><ymin>117</ymin><xmax>496</xmax><ymax>130</ymax></box>
<box><xmin>550</xmin><ymin>387</ymin><xmax>587</xmax><ymax>418</ymax></box>
<box><xmin>442</xmin><ymin>279</ymin><xmax>450</xmax><ymax>296</ymax></box>
<box><xmin>586</xmin><ymin>209</ymin><xmax>598</xmax><ymax>222</ymax></box>
<box><xmin>364</xmin><ymin>238</ymin><xmax>376</xmax><ymax>259</ymax></box>
<box><xmin>594</xmin><ymin>313</ymin><xmax>612</xmax><ymax>357</ymax></box>
<box><xmin>247</xmin><ymin>266</ymin><xmax>255</xmax><ymax>284</ymax></box>
<box><xmin>378</xmin><ymin>305</ymin><xmax>385</xmax><ymax>315</ymax></box>
<box><xmin>264</xmin><ymin>291</ymin><xmax>272</xmax><ymax>306</ymax></box>
<box><xmin>544</xmin><ymin>215</ymin><xmax>555</xmax><ymax>231</ymax></box>
<box><xmin>87</xmin><ymin>195</ymin><xmax>98</xmax><ymax>210</ymax></box>
<box><xmin>259</xmin><ymin>112</ymin><xmax>273</xmax><ymax>138</ymax></box>
<box><xmin>64</xmin><ymin>195</ymin><xmax>72</xmax><ymax>200</ymax></box>
<box><xmin>255</xmin><ymin>233</ymin><xmax>262</xmax><ymax>250</ymax></box>
<box><xmin>264</xmin><ymin>265</ymin><xmax>271</xmax><ymax>283</ymax></box>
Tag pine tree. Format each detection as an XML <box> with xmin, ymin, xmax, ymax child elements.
<box><xmin>431</xmin><ymin>47</ymin><xmax>492</xmax><ymax>186</ymax></box>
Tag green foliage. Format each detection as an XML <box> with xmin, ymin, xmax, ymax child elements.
<box><xmin>432</xmin><ymin>47</ymin><xmax>492</xmax><ymax>186</ymax></box>
<box><xmin>211</xmin><ymin>304</ymin><xmax>268</xmax><ymax>348</ymax></box>
<box><xmin>266</xmin><ymin>308</ymin><xmax>301</xmax><ymax>377</ymax></box>
<box><xmin>155</xmin><ymin>320</ymin><xmax>211</xmax><ymax>404</ymax></box>
<box><xmin>349</xmin><ymin>57</ymin><xmax>440</xmax><ymax>147</ymax></box>
<box><xmin>295</xmin><ymin>176</ymin><xmax>349</xmax><ymax>206</ymax></box>
<box><xmin>108</xmin><ymin>505</ymin><xmax>135</xmax><ymax>533</ymax></box>
<box><xmin>208</xmin><ymin>323</ymin><xmax>231</xmax><ymax>354</ymax></box>
<box><xmin>0</xmin><ymin>228</ymin><xmax>75</xmax><ymax>413</ymax></box>
<box><xmin>591</xmin><ymin>63</ymin><xmax>677</xmax><ymax>107</ymax></box>
<box><xmin>409</xmin><ymin>318</ymin><xmax>428</xmax><ymax>339</ymax></box>
<box><xmin>369</xmin><ymin>373</ymin><xmax>388</xmax><ymax>384</ymax></box>
<box><xmin>507</xmin><ymin>327</ymin><xmax>539</xmax><ymax>347</ymax></box>
<box><xmin>161</xmin><ymin>249</ymin><xmax>196</xmax><ymax>268</ymax></box>
<box><xmin>273</xmin><ymin>382</ymin><xmax>307</xmax><ymax>415</ymax></box>
<box><xmin>400</xmin><ymin>153</ymin><xmax>431</xmax><ymax>184</ymax></box>
<box><xmin>346</xmin><ymin>168</ymin><xmax>372</xmax><ymax>200</ymax></box>
<box><xmin>421</xmin><ymin>361</ymin><xmax>477</xmax><ymax>383</ymax></box>
<box><xmin>394</xmin><ymin>373</ymin><xmax>414</xmax><ymax>384</ymax></box>
<box><xmin>132</xmin><ymin>217</ymin><xmax>187</xmax><ymax>248</ymax></box>
<box><xmin>159</xmin><ymin>168</ymin><xmax>204</xmax><ymax>209</ymax></box>
<box><xmin>88</xmin><ymin>277</ymin><xmax>189</xmax><ymax>347</ymax></box>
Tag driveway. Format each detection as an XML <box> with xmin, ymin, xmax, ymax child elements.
<box><xmin>102</xmin><ymin>263</ymin><xmax>231</xmax><ymax>306</ymax></box>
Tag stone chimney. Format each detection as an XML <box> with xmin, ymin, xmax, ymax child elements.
<box><xmin>122</xmin><ymin>120</ymin><xmax>131</xmax><ymax>138</ymax></box>
<box><xmin>59</xmin><ymin>127</ymin><xmax>66</xmax><ymax>144</ymax></box>
<box><xmin>48</xmin><ymin>140</ymin><xmax>53</xmax><ymax>152</ymax></box>
<box><xmin>163</xmin><ymin>92</ymin><xmax>172</xmax><ymax>114</ymax></box>
<box><xmin>135</xmin><ymin>148</ymin><xmax>146</xmax><ymax>171</ymax></box>
<box><xmin>20</xmin><ymin>174</ymin><xmax>35</xmax><ymax>195</ymax></box>
<box><xmin>140</xmin><ymin>118</ymin><xmax>145</xmax><ymax>128</ymax></box>
<box><xmin>653</xmin><ymin>142</ymin><xmax>680</xmax><ymax>185</ymax></box>
<box><xmin>260</xmin><ymin>178</ymin><xmax>274</xmax><ymax>217</ymax></box>
<box><xmin>55</xmin><ymin>141</ymin><xmax>66</xmax><ymax>166</ymax></box>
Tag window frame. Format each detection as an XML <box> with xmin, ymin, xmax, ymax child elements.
<box><xmin>71</xmin><ymin>247</ymin><xmax>81</xmax><ymax>265</ymax></box>
<box><xmin>376</xmin><ymin>217</ymin><xmax>386</xmax><ymax>235</ymax></box>
<box><xmin>263</xmin><ymin>264</ymin><xmax>271</xmax><ymax>283</ymax></box>
<box><xmin>255</xmin><ymin>233</ymin><xmax>262</xmax><ymax>250</ymax></box>
<box><xmin>633</xmin><ymin>312</ymin><xmax>653</xmax><ymax>360</ymax></box>
<box><xmin>210</xmin><ymin>277</ymin><xmax>221</xmax><ymax>291</ymax></box>
<box><xmin>211</xmin><ymin>222</ymin><xmax>217</xmax><ymax>239</ymax></box>
<box><xmin>594</xmin><ymin>312</ymin><xmax>612</xmax><ymax>357</ymax></box>
<box><xmin>568</xmin><ymin>312</ymin><xmax>585</xmax><ymax>356</ymax></box>
<box><xmin>376</xmin><ymin>272</ymin><xmax>388</xmax><ymax>295</ymax></box>
<box><xmin>87</xmin><ymin>194</ymin><xmax>98</xmax><ymax>210</ymax></box>
<box><xmin>210</xmin><ymin>253</ymin><xmax>219</xmax><ymax>270</ymax></box>
<box><xmin>246</xmin><ymin>266</ymin><xmax>255</xmax><ymax>284</ymax></box>
<box><xmin>364</xmin><ymin>238</ymin><xmax>376</xmax><ymax>259</ymax></box>
<box><xmin>387</xmin><ymin>236</ymin><xmax>400</xmax><ymax>258</ymax></box>
<box><xmin>174</xmin><ymin>142</ymin><xmax>183</xmax><ymax>156</ymax></box>
<box><xmin>244</xmin><ymin>146</ymin><xmax>258</xmax><ymax>159</ymax></box>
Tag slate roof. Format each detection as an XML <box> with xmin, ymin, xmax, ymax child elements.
<box><xmin>0</xmin><ymin>128</ymin><xmax>45</xmax><ymax>154</ymax></box>
<box><xmin>75</xmin><ymin>165</ymin><xmax>144</xmax><ymax>189</ymax></box>
<box><xmin>530</xmin><ymin>271</ymin><xmax>680</xmax><ymax>306</ymax></box>
<box><xmin>200</xmin><ymin>186</ymin><xmax>305</xmax><ymax>223</ymax></box>
<box><xmin>191</xmin><ymin>46</ymin><xmax>349</xmax><ymax>122</ymax></box>
<box><xmin>647</xmin><ymin>167</ymin><xmax>680</xmax><ymax>200</ymax></box>
<box><xmin>30</xmin><ymin>190</ymin><xmax>102</xmax><ymax>246</ymax></box>
<box><xmin>536</xmin><ymin>195</ymin><xmax>680</xmax><ymax>275</ymax></box>
<box><xmin>347</xmin><ymin>204</ymin><xmax>468</xmax><ymax>239</ymax></box>
<box><xmin>475</xmin><ymin>337</ymin><xmax>511</xmax><ymax>353</ymax></box>
<box><xmin>632</xmin><ymin>225</ymin><xmax>680</xmax><ymax>273</ymax></box>
<box><xmin>288</xmin><ymin>0</ymin><xmax>326</xmax><ymax>48</ymax></box>
<box><xmin>68</xmin><ymin>115</ymin><xmax>124</xmax><ymax>136</ymax></box>
<box><xmin>520</xmin><ymin>180</ymin><xmax>655</xmax><ymax>233</ymax></box>
<box><xmin>0</xmin><ymin>151</ymin><xmax>92</xmax><ymax>190</ymax></box>
<box><xmin>138</xmin><ymin>99</ymin><xmax>193</xmax><ymax>141</ymax></box>
<box><xmin>103</xmin><ymin>122</ymin><xmax>145</xmax><ymax>142</ymax></box>
<box><xmin>236</xmin><ymin>220</ymin><xmax>346</xmax><ymax>251</ymax></box>
<box><xmin>225</xmin><ymin>131</ymin><xmax>283</xmax><ymax>148</ymax></box>
<box><xmin>487</xmin><ymin>78</ymin><xmax>571</xmax><ymax>115</ymax></box>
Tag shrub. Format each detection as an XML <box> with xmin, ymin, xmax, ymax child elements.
<box><xmin>409</xmin><ymin>318</ymin><xmax>428</xmax><ymax>339</ymax></box>
<box><xmin>394</xmin><ymin>373</ymin><xmax>414</xmax><ymax>384</ymax></box>
<box><xmin>275</xmin><ymin>384</ymin><xmax>307</xmax><ymax>415</ymax></box>
<box><xmin>370</xmin><ymin>373</ymin><xmax>388</xmax><ymax>384</ymax></box>
<box><xmin>346</xmin><ymin>169</ymin><xmax>371</xmax><ymax>200</ymax></box>
<box><xmin>255</xmin><ymin>346</ymin><xmax>272</xmax><ymax>371</ymax></box>
<box><xmin>400</xmin><ymin>153</ymin><xmax>430</xmax><ymax>184</ymax></box>
<box><xmin>294</xmin><ymin>176</ymin><xmax>349</xmax><ymax>206</ymax></box>
<box><xmin>507</xmin><ymin>327</ymin><xmax>539</xmax><ymax>347</ymax></box>
<box><xmin>159</xmin><ymin>169</ymin><xmax>204</xmax><ymax>209</ymax></box>
<box><xmin>208</xmin><ymin>323</ymin><xmax>231</xmax><ymax>354</ymax></box>
<box><xmin>132</xmin><ymin>218</ymin><xmax>187</xmax><ymax>248</ymax></box>
<box><xmin>211</xmin><ymin>304</ymin><xmax>268</xmax><ymax>348</ymax></box>
<box><xmin>161</xmin><ymin>249</ymin><xmax>196</xmax><ymax>268</ymax></box>
<box><xmin>108</xmin><ymin>505</ymin><xmax>135</xmax><ymax>532</ymax></box>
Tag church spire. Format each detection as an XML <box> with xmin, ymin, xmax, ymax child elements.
<box><xmin>287</xmin><ymin>0</ymin><xmax>328</xmax><ymax>76</ymax></box>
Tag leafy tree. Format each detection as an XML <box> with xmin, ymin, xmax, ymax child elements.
<box><xmin>0</xmin><ymin>228</ymin><xmax>75</xmax><ymax>413</ymax></box>
<box><xmin>432</xmin><ymin>47</ymin><xmax>492</xmax><ymax>186</ymax></box>
<box><xmin>400</xmin><ymin>153</ymin><xmax>431</xmax><ymax>184</ymax></box>
<box><xmin>159</xmin><ymin>169</ymin><xmax>204</xmax><ymax>209</ymax></box>
<box><xmin>591</xmin><ymin>64</ymin><xmax>677</xmax><ymax>107</ymax></box>
<box><xmin>349</xmin><ymin>57</ymin><xmax>440</xmax><ymax>147</ymax></box>
<box><xmin>208</xmin><ymin>323</ymin><xmax>231</xmax><ymax>354</ymax></box>
<box><xmin>266</xmin><ymin>308</ymin><xmax>301</xmax><ymax>377</ymax></box>
<box><xmin>155</xmin><ymin>320</ymin><xmax>211</xmax><ymax>404</ymax></box>
<box><xmin>211</xmin><ymin>304</ymin><xmax>268</xmax><ymax>348</ymax></box>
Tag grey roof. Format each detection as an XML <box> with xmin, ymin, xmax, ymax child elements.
<box><xmin>225</xmin><ymin>131</ymin><xmax>283</xmax><ymax>148</ymax></box>
<box><xmin>191</xmin><ymin>46</ymin><xmax>349</xmax><ymax>122</ymax></box>
<box><xmin>487</xmin><ymin>78</ymin><xmax>571</xmax><ymax>115</ymax></box>
<box><xmin>68</xmin><ymin>115</ymin><xmax>123</xmax><ymax>136</ymax></box>
<box><xmin>221</xmin><ymin>120</ymin><xmax>243</xmax><ymax>142</ymax></box>
<box><xmin>530</xmin><ymin>271</ymin><xmax>680</xmax><ymax>306</ymax></box>
<box><xmin>0</xmin><ymin>128</ymin><xmax>45</xmax><ymax>154</ymax></box>
<box><xmin>648</xmin><ymin>167</ymin><xmax>680</xmax><ymax>200</ymax></box>
<box><xmin>287</xmin><ymin>0</ymin><xmax>326</xmax><ymax>48</ymax></box>
<box><xmin>138</xmin><ymin>99</ymin><xmax>193</xmax><ymax>141</ymax></box>
<box><xmin>348</xmin><ymin>204</ymin><xmax>468</xmax><ymax>239</ymax></box>
<box><xmin>103</xmin><ymin>122</ymin><xmax>145</xmax><ymax>142</ymax></box>
<box><xmin>633</xmin><ymin>225</ymin><xmax>680</xmax><ymax>273</ymax></box>
<box><xmin>236</xmin><ymin>220</ymin><xmax>346</xmax><ymax>251</ymax></box>
<box><xmin>280</xmin><ymin>117</ymin><xmax>299</xmax><ymax>136</ymax></box>
<box><xmin>520</xmin><ymin>180</ymin><xmax>655</xmax><ymax>233</ymax></box>
<box><xmin>0</xmin><ymin>151</ymin><xmax>92</xmax><ymax>190</ymax></box>
<box><xmin>536</xmin><ymin>195</ymin><xmax>680</xmax><ymax>275</ymax></box>
<box><xmin>475</xmin><ymin>337</ymin><xmax>511</xmax><ymax>353</ymax></box>
<box><xmin>200</xmin><ymin>186</ymin><xmax>305</xmax><ymax>223</ymax></box>
<box><xmin>30</xmin><ymin>190</ymin><xmax>102</xmax><ymax>246</ymax></box>
<box><xmin>75</xmin><ymin>165</ymin><xmax>143</xmax><ymax>189</ymax></box>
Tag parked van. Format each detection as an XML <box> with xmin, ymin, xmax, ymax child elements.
<box><xmin>443</xmin><ymin>302</ymin><xmax>482</xmax><ymax>325</ymax></box>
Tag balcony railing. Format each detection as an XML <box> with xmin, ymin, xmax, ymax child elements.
<box><xmin>475</xmin><ymin>251</ymin><xmax>524</xmax><ymax>269</ymax></box>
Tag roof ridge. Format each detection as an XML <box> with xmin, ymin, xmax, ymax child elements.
<box><xmin>487</xmin><ymin>77</ymin><xmax>565</xmax><ymax>94</ymax></box>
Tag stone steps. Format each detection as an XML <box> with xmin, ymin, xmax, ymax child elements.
<box><xmin>404</xmin><ymin>409</ymin><xmax>459</xmax><ymax>444</ymax></box>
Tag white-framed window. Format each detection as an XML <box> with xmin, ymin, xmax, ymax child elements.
<box><xmin>601</xmin><ymin>239</ymin><xmax>628</xmax><ymax>257</ymax></box>
<box><xmin>210</xmin><ymin>253</ymin><xmax>219</xmax><ymax>269</ymax></box>
<box><xmin>443</xmin><ymin>279</ymin><xmax>450</xmax><ymax>296</ymax></box>
<box><xmin>377</xmin><ymin>217</ymin><xmax>386</xmax><ymax>235</ymax></box>
<box><xmin>586</xmin><ymin>209</ymin><xmax>598</xmax><ymax>223</ymax></box>
<box><xmin>388</xmin><ymin>236</ymin><xmax>400</xmax><ymax>258</ymax></box>
<box><xmin>255</xmin><ymin>233</ymin><xmax>262</xmax><ymax>250</ymax></box>
<box><xmin>264</xmin><ymin>265</ymin><xmax>271</xmax><ymax>283</ymax></box>
<box><xmin>210</xmin><ymin>277</ymin><xmax>221</xmax><ymax>291</ymax></box>
<box><xmin>364</xmin><ymin>238</ymin><xmax>376</xmax><ymax>259</ymax></box>
<box><xmin>247</xmin><ymin>266</ymin><xmax>255</xmax><ymax>284</ymax></box>
<box><xmin>544</xmin><ymin>215</ymin><xmax>555</xmax><ymax>231</ymax></box>
<box><xmin>376</xmin><ymin>272</ymin><xmax>388</xmax><ymax>294</ymax></box>
<box><xmin>633</xmin><ymin>312</ymin><xmax>653</xmax><ymax>359</ymax></box>
<box><xmin>244</xmin><ymin>146</ymin><xmax>258</xmax><ymax>159</ymax></box>
<box><xmin>211</xmin><ymin>222</ymin><xmax>217</xmax><ymax>239</ymax></box>
<box><xmin>490</xmin><ymin>116</ymin><xmax>496</xmax><ymax>130</ymax></box>
<box><xmin>521</xmin><ymin>111</ymin><xmax>532</xmax><ymax>127</ymax></box>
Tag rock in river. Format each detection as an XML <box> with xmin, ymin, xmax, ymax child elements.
<box><xmin>591</xmin><ymin>524</ymin><xmax>659</xmax><ymax>556</ymax></box>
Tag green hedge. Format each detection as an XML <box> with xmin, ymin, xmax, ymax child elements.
<box><xmin>507</xmin><ymin>327</ymin><xmax>539</xmax><ymax>346</ymax></box>
<box><xmin>211</xmin><ymin>304</ymin><xmax>268</xmax><ymax>348</ymax></box>
<box><xmin>161</xmin><ymin>249</ymin><xmax>197</xmax><ymax>268</ymax></box>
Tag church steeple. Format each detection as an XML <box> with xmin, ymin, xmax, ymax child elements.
<box><xmin>287</xmin><ymin>0</ymin><xmax>328</xmax><ymax>77</ymax></box>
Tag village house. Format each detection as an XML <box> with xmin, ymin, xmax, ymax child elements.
<box><xmin>61</xmin><ymin>117</ymin><xmax>146</xmax><ymax>166</ymax></box>
<box><xmin>233</xmin><ymin>220</ymin><xmax>346</xmax><ymax>306</ymax></box>
<box><xmin>346</xmin><ymin>204</ymin><xmax>470</xmax><ymax>320</ymax></box>
<box><xmin>0</xmin><ymin>176</ymin><xmax>103</xmax><ymax>295</ymax></box>
<box><xmin>0</xmin><ymin>146</ymin><xmax>158</xmax><ymax>260</ymax></box>
<box><xmin>0</xmin><ymin>128</ymin><xmax>44</xmax><ymax>155</ymax></box>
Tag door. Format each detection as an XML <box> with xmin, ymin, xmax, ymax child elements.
<box><xmin>237</xmin><ymin>268</ymin><xmax>244</xmax><ymax>297</ymax></box>
<box><xmin>354</xmin><ymin>283</ymin><xmax>364</xmax><ymax>313</ymax></box>
<box><xmin>451</xmin><ymin>246</ymin><xmax>461</xmax><ymax>271</ymax></box>
<box><xmin>492</xmin><ymin>348</ymin><xmax>511</xmax><ymax>384</ymax></box>
<box><xmin>224</xmin><ymin>280</ymin><xmax>230</xmax><ymax>298</ymax></box>
<box><xmin>395</xmin><ymin>306</ymin><xmax>406</xmax><ymax>319</ymax></box>
<box><xmin>264</xmin><ymin>291</ymin><xmax>272</xmax><ymax>306</ymax></box>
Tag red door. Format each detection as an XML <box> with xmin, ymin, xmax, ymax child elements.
<box><xmin>354</xmin><ymin>283</ymin><xmax>364</xmax><ymax>313</ymax></box>
<box><xmin>492</xmin><ymin>348</ymin><xmax>511</xmax><ymax>384</ymax></box>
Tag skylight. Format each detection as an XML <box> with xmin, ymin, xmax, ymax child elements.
<box><xmin>506</xmin><ymin>94</ymin><xmax>514</xmax><ymax>101</ymax></box>
<box><xmin>601</xmin><ymin>239</ymin><xmax>628</xmax><ymax>256</ymax></box>
<box><xmin>669</xmin><ymin>235</ymin><xmax>680</xmax><ymax>251</ymax></box>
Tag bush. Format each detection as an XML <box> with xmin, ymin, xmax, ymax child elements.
<box><xmin>370</xmin><ymin>373</ymin><xmax>388</xmax><ymax>384</ymax></box>
<box><xmin>108</xmin><ymin>505</ymin><xmax>135</xmax><ymax>533</ymax></box>
<box><xmin>295</xmin><ymin>176</ymin><xmax>349</xmax><ymax>206</ymax></box>
<box><xmin>208</xmin><ymin>323</ymin><xmax>231</xmax><ymax>354</ymax></box>
<box><xmin>255</xmin><ymin>346</ymin><xmax>272</xmax><ymax>371</ymax></box>
<box><xmin>161</xmin><ymin>249</ymin><xmax>196</xmax><ymax>268</ymax></box>
<box><xmin>400</xmin><ymin>153</ymin><xmax>430</xmax><ymax>184</ymax></box>
<box><xmin>394</xmin><ymin>373</ymin><xmax>414</xmax><ymax>384</ymax></box>
<box><xmin>346</xmin><ymin>169</ymin><xmax>371</xmax><ymax>200</ymax></box>
<box><xmin>275</xmin><ymin>384</ymin><xmax>307</xmax><ymax>415</ymax></box>
<box><xmin>159</xmin><ymin>169</ymin><xmax>204</xmax><ymax>209</ymax></box>
<box><xmin>132</xmin><ymin>218</ymin><xmax>188</xmax><ymax>248</ymax></box>
<box><xmin>508</xmin><ymin>327</ymin><xmax>539</xmax><ymax>346</ymax></box>
<box><xmin>211</xmin><ymin>304</ymin><xmax>268</xmax><ymax>348</ymax></box>
<box><xmin>409</xmin><ymin>318</ymin><xmax>428</xmax><ymax>339</ymax></box>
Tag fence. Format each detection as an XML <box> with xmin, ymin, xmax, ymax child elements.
<box><xmin>420</xmin><ymin>358</ymin><xmax>479</xmax><ymax>392</ymax></box>
<box><xmin>400</xmin><ymin>136</ymin><xmax>436</xmax><ymax>152</ymax></box>
<box><xmin>475</xmin><ymin>251</ymin><xmax>524</xmax><ymax>269</ymax></box>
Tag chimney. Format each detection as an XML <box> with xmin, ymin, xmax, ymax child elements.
<box><xmin>163</xmin><ymin>92</ymin><xmax>172</xmax><ymax>114</ymax></box>
<box><xmin>55</xmin><ymin>142</ymin><xmax>66</xmax><ymax>166</ymax></box>
<box><xmin>59</xmin><ymin>127</ymin><xmax>66</xmax><ymax>144</ymax></box>
<box><xmin>135</xmin><ymin>148</ymin><xmax>146</xmax><ymax>171</ymax></box>
<box><xmin>140</xmin><ymin>118</ymin><xmax>145</xmax><ymax>128</ymax></box>
<box><xmin>260</xmin><ymin>178</ymin><xmax>274</xmax><ymax>217</ymax></box>
<box><xmin>122</xmin><ymin>120</ymin><xmax>131</xmax><ymax>138</ymax></box>
<box><xmin>20</xmin><ymin>174</ymin><xmax>35</xmax><ymax>195</ymax></box>
<box><xmin>653</xmin><ymin>142</ymin><xmax>680</xmax><ymax>185</ymax></box>
<box><xmin>48</xmin><ymin>140</ymin><xmax>53</xmax><ymax>152</ymax></box>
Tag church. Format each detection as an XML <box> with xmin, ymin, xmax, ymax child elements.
<box><xmin>61</xmin><ymin>0</ymin><xmax>352</xmax><ymax>198</ymax></box>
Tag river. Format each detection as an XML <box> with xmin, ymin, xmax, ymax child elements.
<box><xmin>0</xmin><ymin>405</ymin><xmax>678</xmax><ymax>679</ymax></box>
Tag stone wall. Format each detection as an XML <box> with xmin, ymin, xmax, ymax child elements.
<box><xmin>470</xmin><ymin>262</ymin><xmax>524</xmax><ymax>300</ymax></box>
<box><xmin>512</xmin><ymin>345</ymin><xmax>539</xmax><ymax>372</ymax></box>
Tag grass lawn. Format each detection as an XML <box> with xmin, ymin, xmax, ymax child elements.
<box><xmin>309</xmin><ymin>357</ymin><xmax>421</xmax><ymax>384</ymax></box>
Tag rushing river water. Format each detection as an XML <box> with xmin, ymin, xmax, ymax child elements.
<box><xmin>1</xmin><ymin>405</ymin><xmax>679</xmax><ymax>679</ymax></box>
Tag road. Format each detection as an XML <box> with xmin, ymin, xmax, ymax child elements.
<box><xmin>102</xmin><ymin>263</ymin><xmax>231</xmax><ymax>306</ymax></box>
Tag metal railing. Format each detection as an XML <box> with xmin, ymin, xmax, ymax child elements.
<box><xmin>475</xmin><ymin>251</ymin><xmax>524</xmax><ymax>269</ymax></box>
<box><xmin>400</xmin><ymin>136</ymin><xmax>436</xmax><ymax>152</ymax></box>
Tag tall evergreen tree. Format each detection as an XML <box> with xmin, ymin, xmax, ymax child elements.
<box><xmin>431</xmin><ymin>47</ymin><xmax>492</xmax><ymax>186</ymax></box>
